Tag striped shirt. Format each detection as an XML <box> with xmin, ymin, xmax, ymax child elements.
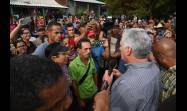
<box><xmin>110</xmin><ymin>61</ymin><xmax>160</xmax><ymax>111</ymax></box>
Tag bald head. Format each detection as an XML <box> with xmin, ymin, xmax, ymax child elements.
<box><xmin>153</xmin><ymin>38</ymin><xmax>176</xmax><ymax>68</ymax></box>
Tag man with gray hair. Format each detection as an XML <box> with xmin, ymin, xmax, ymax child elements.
<box><xmin>103</xmin><ymin>28</ymin><xmax>160</xmax><ymax>111</ymax></box>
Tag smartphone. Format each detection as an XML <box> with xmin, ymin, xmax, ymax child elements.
<box><xmin>21</xmin><ymin>17</ymin><xmax>31</xmax><ymax>25</ymax></box>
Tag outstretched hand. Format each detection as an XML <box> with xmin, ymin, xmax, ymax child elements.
<box><xmin>93</xmin><ymin>90</ymin><xmax>109</xmax><ymax>111</ymax></box>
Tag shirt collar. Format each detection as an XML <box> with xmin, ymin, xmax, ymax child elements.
<box><xmin>125</xmin><ymin>61</ymin><xmax>154</xmax><ymax>69</ymax></box>
<box><xmin>76</xmin><ymin>55</ymin><xmax>91</xmax><ymax>66</ymax></box>
<box><xmin>169</xmin><ymin>65</ymin><xmax>176</xmax><ymax>70</ymax></box>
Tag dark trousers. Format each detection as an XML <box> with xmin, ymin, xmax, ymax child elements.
<box><xmin>69</xmin><ymin>86</ymin><xmax>95</xmax><ymax>111</ymax></box>
<box><xmin>69</xmin><ymin>96</ymin><xmax>94</xmax><ymax>111</ymax></box>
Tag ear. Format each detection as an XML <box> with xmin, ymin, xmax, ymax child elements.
<box><xmin>124</xmin><ymin>47</ymin><xmax>132</xmax><ymax>56</ymax></box>
<box><xmin>51</xmin><ymin>56</ymin><xmax>57</xmax><ymax>62</ymax></box>
<box><xmin>77</xmin><ymin>48</ymin><xmax>81</xmax><ymax>54</ymax></box>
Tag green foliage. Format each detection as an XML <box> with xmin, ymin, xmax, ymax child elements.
<box><xmin>98</xmin><ymin>0</ymin><xmax>176</xmax><ymax>18</ymax></box>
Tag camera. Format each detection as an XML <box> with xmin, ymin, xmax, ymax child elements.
<box><xmin>91</xmin><ymin>40</ymin><xmax>104</xmax><ymax>47</ymax></box>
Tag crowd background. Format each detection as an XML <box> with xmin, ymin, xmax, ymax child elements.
<box><xmin>10</xmin><ymin>9</ymin><xmax>176</xmax><ymax>111</ymax></box>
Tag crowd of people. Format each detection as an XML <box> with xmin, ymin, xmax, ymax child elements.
<box><xmin>10</xmin><ymin>12</ymin><xmax>176</xmax><ymax>111</ymax></box>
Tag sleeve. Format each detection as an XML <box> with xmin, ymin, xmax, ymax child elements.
<box><xmin>100</xmin><ymin>47</ymin><xmax>105</xmax><ymax>54</ymax></box>
<box><xmin>91</xmin><ymin>58</ymin><xmax>97</xmax><ymax>75</ymax></box>
<box><xmin>110</xmin><ymin>83</ymin><xmax>137</xmax><ymax>111</ymax></box>
<box><xmin>32</xmin><ymin>44</ymin><xmax>45</xmax><ymax>57</ymax></box>
<box><xmin>68</xmin><ymin>63</ymin><xmax>77</xmax><ymax>81</ymax></box>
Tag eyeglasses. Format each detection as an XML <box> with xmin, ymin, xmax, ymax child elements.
<box><xmin>17</xmin><ymin>44</ymin><xmax>26</xmax><ymax>48</ymax></box>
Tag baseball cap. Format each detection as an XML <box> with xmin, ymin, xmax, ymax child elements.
<box><xmin>155</xmin><ymin>23</ymin><xmax>163</xmax><ymax>28</ymax></box>
<box><xmin>48</xmin><ymin>44</ymin><xmax>70</xmax><ymax>58</ymax></box>
<box><xmin>87</xmin><ymin>31</ymin><xmax>96</xmax><ymax>38</ymax></box>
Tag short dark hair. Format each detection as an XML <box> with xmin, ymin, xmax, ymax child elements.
<box><xmin>10</xmin><ymin>55</ymin><xmax>64</xmax><ymax>111</ymax></box>
<box><xmin>80</xmin><ymin>22</ymin><xmax>87</xmax><ymax>27</ymax></box>
<box><xmin>47</xmin><ymin>21</ymin><xmax>61</xmax><ymax>30</ymax></box>
<box><xmin>77</xmin><ymin>38</ymin><xmax>91</xmax><ymax>49</ymax></box>
<box><xmin>14</xmin><ymin>38</ymin><xmax>27</xmax><ymax>48</ymax></box>
<box><xmin>66</xmin><ymin>23</ymin><xmax>74</xmax><ymax>29</ymax></box>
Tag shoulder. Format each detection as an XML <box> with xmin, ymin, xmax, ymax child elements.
<box><xmin>161</xmin><ymin>67</ymin><xmax>176</xmax><ymax>82</ymax></box>
<box><xmin>69</xmin><ymin>56</ymin><xmax>79</xmax><ymax>68</ymax></box>
<box><xmin>111</xmin><ymin>78</ymin><xmax>134</xmax><ymax>103</ymax></box>
<box><xmin>36</xmin><ymin>43</ymin><xmax>47</xmax><ymax>49</ymax></box>
<box><xmin>90</xmin><ymin>57</ymin><xmax>96</xmax><ymax>64</ymax></box>
<box><xmin>33</xmin><ymin>42</ymin><xmax>48</xmax><ymax>53</ymax></box>
<box><xmin>111</xmin><ymin>75</ymin><xmax>129</xmax><ymax>92</ymax></box>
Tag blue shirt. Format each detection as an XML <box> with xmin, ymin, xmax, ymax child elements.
<box><xmin>118</xmin><ymin>59</ymin><xmax>127</xmax><ymax>73</ymax></box>
<box><xmin>32</xmin><ymin>42</ymin><xmax>49</xmax><ymax>57</ymax></box>
<box><xmin>91</xmin><ymin>47</ymin><xmax>104</xmax><ymax>73</ymax></box>
<box><xmin>110</xmin><ymin>61</ymin><xmax>160</xmax><ymax>111</ymax></box>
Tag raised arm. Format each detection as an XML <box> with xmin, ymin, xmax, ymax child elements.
<box><xmin>10</xmin><ymin>18</ymin><xmax>24</xmax><ymax>42</ymax></box>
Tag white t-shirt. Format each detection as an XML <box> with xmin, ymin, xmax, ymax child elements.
<box><xmin>29</xmin><ymin>37</ymin><xmax>36</xmax><ymax>42</ymax></box>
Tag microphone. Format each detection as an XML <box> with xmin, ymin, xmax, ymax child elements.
<box><xmin>101</xmin><ymin>60</ymin><xmax>117</xmax><ymax>90</ymax></box>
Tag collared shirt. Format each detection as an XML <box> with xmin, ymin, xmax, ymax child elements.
<box><xmin>160</xmin><ymin>65</ymin><xmax>176</xmax><ymax>102</ymax></box>
<box><xmin>32</xmin><ymin>42</ymin><xmax>49</xmax><ymax>57</ymax></box>
<box><xmin>110</xmin><ymin>61</ymin><xmax>160</xmax><ymax>111</ymax></box>
<box><xmin>68</xmin><ymin>55</ymin><xmax>97</xmax><ymax>99</ymax></box>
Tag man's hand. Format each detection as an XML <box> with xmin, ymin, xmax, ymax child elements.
<box><xmin>112</xmin><ymin>69</ymin><xmax>122</xmax><ymax>78</ymax></box>
<box><xmin>102</xmin><ymin>70</ymin><xmax>113</xmax><ymax>85</ymax></box>
<box><xmin>103</xmin><ymin>69</ymin><xmax>122</xmax><ymax>85</ymax></box>
<box><xmin>18</xmin><ymin>18</ymin><xmax>25</xmax><ymax>27</ymax></box>
<box><xmin>93</xmin><ymin>90</ymin><xmax>109</xmax><ymax>111</ymax></box>
<box><xmin>102</xmin><ymin>39</ymin><xmax>109</xmax><ymax>48</ymax></box>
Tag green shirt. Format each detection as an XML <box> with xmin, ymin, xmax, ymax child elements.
<box><xmin>68</xmin><ymin>55</ymin><xmax>97</xmax><ymax>99</ymax></box>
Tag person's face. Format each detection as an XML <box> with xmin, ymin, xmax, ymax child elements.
<box><xmin>53</xmin><ymin>52</ymin><xmax>69</xmax><ymax>65</ymax></box>
<box><xmin>133</xmin><ymin>23</ymin><xmax>138</xmax><ymax>28</ymax></box>
<box><xmin>79</xmin><ymin>27</ymin><xmax>86</xmax><ymax>34</ymax></box>
<box><xmin>21</xmin><ymin>29</ymin><xmax>31</xmax><ymax>41</ymax></box>
<box><xmin>76</xmin><ymin>23</ymin><xmax>80</xmax><ymax>29</ymax></box>
<box><xmin>38</xmin><ymin>77</ymin><xmax>72</xmax><ymax>111</ymax></box>
<box><xmin>67</xmin><ymin>27</ymin><xmax>74</xmax><ymax>37</ymax></box>
<box><xmin>91</xmin><ymin>24</ymin><xmax>97</xmax><ymax>32</ymax></box>
<box><xmin>78</xmin><ymin>42</ymin><xmax>91</xmax><ymax>59</ymax></box>
<box><xmin>38</xmin><ymin>30</ymin><xmax>46</xmax><ymax>38</ymax></box>
<box><xmin>63</xmin><ymin>38</ymin><xmax>69</xmax><ymax>47</ymax></box>
<box><xmin>99</xmin><ymin>19</ymin><xmax>105</xmax><ymax>25</ymax></box>
<box><xmin>119</xmin><ymin>23</ymin><xmax>123</xmax><ymax>28</ymax></box>
<box><xmin>112</xmin><ymin>28</ymin><xmax>119</xmax><ymax>37</ymax></box>
<box><xmin>37</xmin><ymin>19</ymin><xmax>45</xmax><ymax>27</ymax></box>
<box><xmin>48</xmin><ymin>25</ymin><xmax>62</xmax><ymax>42</ymax></box>
<box><xmin>16</xmin><ymin>41</ymin><xmax>27</xmax><ymax>55</ymax></box>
